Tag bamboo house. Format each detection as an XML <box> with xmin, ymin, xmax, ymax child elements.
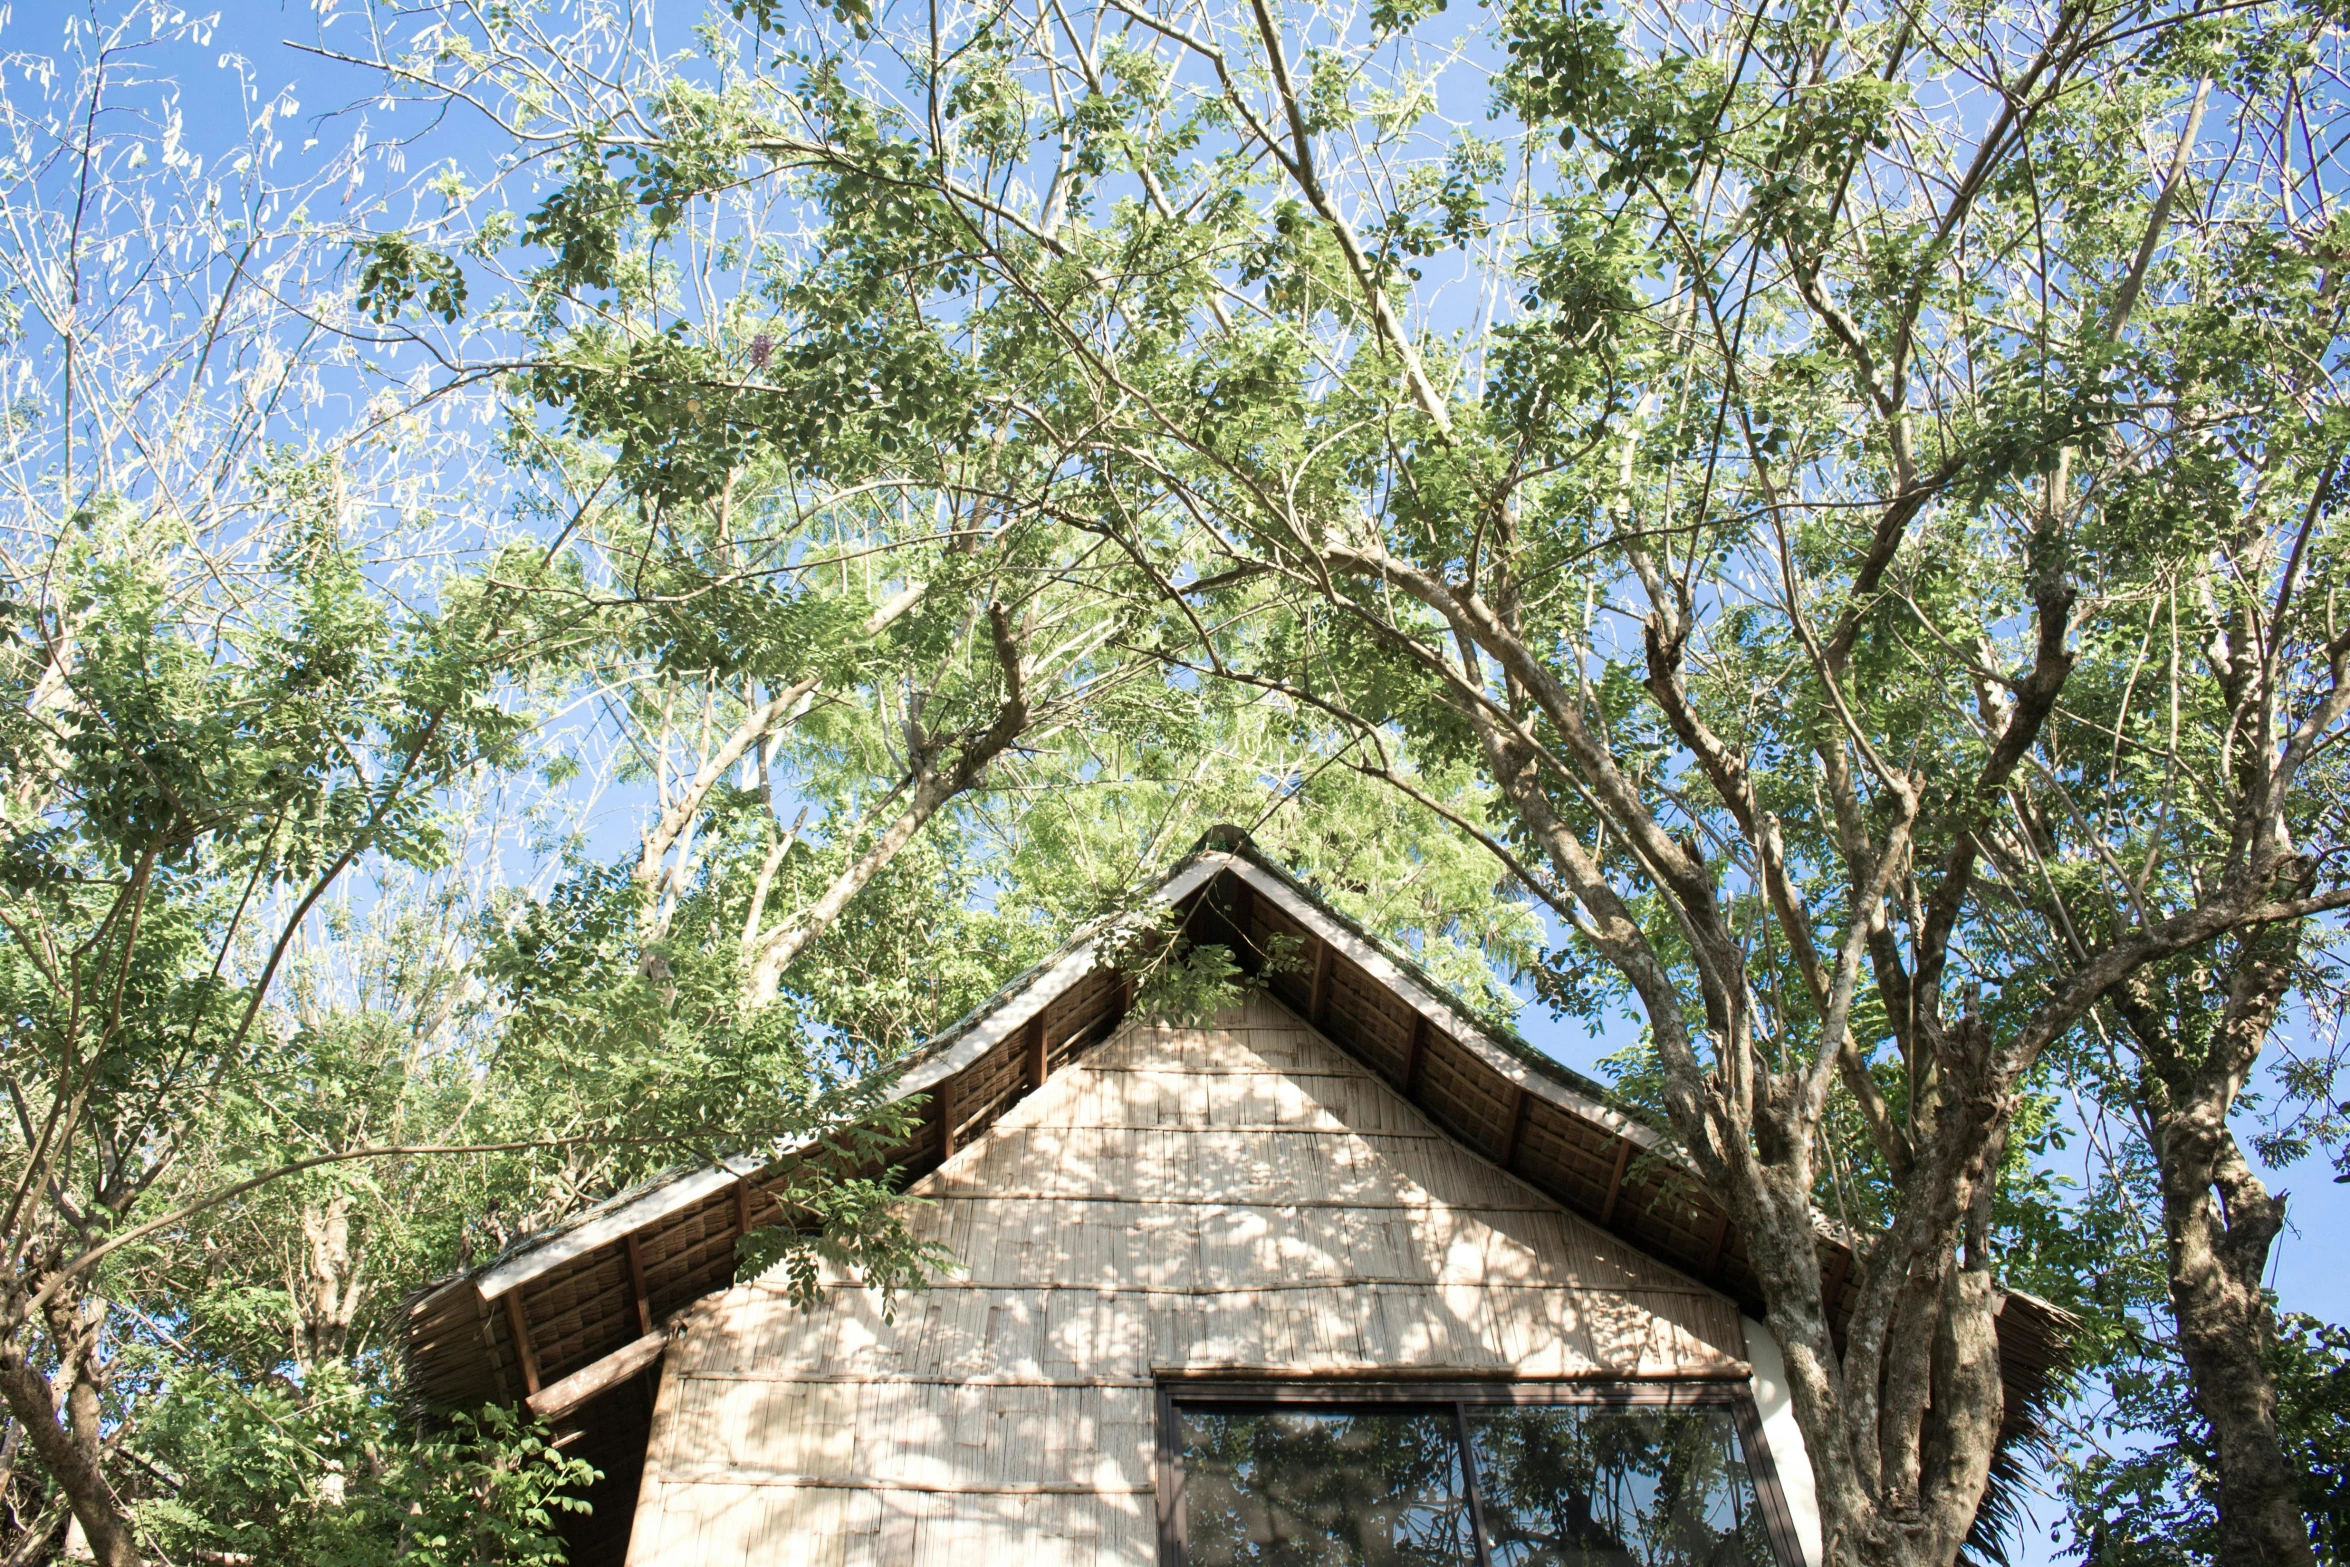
<box><xmin>404</xmin><ymin>831</ymin><xmax>2069</xmax><ymax>1567</ymax></box>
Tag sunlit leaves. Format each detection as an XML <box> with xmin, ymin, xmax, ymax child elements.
<box><xmin>355</xmin><ymin>233</ymin><xmax>470</xmax><ymax>324</ymax></box>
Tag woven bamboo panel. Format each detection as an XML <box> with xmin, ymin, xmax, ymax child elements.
<box><xmin>403</xmin><ymin>1283</ymin><xmax>506</xmax><ymax>1409</ymax></box>
<box><xmin>650</xmin><ymin>1380</ymin><xmax>1157</xmax><ymax>1488</ymax></box>
<box><xmin>519</xmin><ymin>1243</ymin><xmax>638</xmax><ymax>1383</ymax></box>
<box><xmin>629</xmin><ymin>1475</ymin><xmax>1157</xmax><ymax>1567</ymax></box>
<box><xmin>1412</xmin><ymin>1027</ymin><xmax>1519</xmax><ymax>1157</ymax></box>
<box><xmin>1322</xmin><ymin>961</ymin><xmax>1418</xmax><ymax>1081</ymax></box>
<box><xmin>1246</xmin><ymin>898</ymin><xmax>1318</xmax><ymax>1013</ymax></box>
<box><xmin>639</xmin><ymin>1191</ymin><xmax>748</xmax><ymax>1343</ymax></box>
<box><xmin>1513</xmin><ymin>1096</ymin><xmax>1624</xmax><ymax>1213</ymax></box>
<box><xmin>1041</xmin><ymin>968</ymin><xmax>1125</xmax><ymax>1071</ymax></box>
<box><xmin>1613</xmin><ymin>1157</ymin><xmax>1723</xmax><ymax>1274</ymax></box>
<box><xmin>1215</xmin><ymin>879</ymin><xmax>1765</xmax><ymax>1320</ymax></box>
<box><xmin>945</xmin><ymin>1034</ymin><xmax>1024</xmax><ymax>1152</ymax></box>
<box><xmin>624</xmin><ymin>993</ymin><xmax>1746</xmax><ymax>1566</ymax></box>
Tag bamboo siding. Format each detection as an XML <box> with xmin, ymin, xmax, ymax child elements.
<box><xmin>623</xmin><ymin>995</ymin><xmax>1748</xmax><ymax>1567</ymax></box>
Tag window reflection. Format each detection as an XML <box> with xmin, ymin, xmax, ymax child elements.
<box><xmin>1178</xmin><ymin>1406</ymin><xmax>1478</xmax><ymax>1566</ymax></box>
<box><xmin>1171</xmin><ymin>1401</ymin><xmax>1778</xmax><ymax>1567</ymax></box>
<box><xmin>1464</xmin><ymin>1406</ymin><xmax>1771</xmax><ymax>1567</ymax></box>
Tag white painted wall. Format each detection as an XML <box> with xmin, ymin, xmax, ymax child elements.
<box><xmin>1743</xmin><ymin>1316</ymin><xmax>1826</xmax><ymax>1567</ymax></box>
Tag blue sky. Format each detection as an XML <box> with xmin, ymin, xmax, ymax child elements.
<box><xmin>30</xmin><ymin>1</ymin><xmax>2341</xmax><ymax>1558</ymax></box>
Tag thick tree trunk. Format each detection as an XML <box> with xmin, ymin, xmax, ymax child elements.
<box><xmin>294</xmin><ymin>1192</ymin><xmax>362</xmax><ymax>1374</ymax></box>
<box><xmin>2159</xmin><ymin>1109</ymin><xmax>2311</xmax><ymax>1567</ymax></box>
<box><xmin>2118</xmin><ymin>934</ymin><xmax>2314</xmax><ymax>1567</ymax></box>
<box><xmin>0</xmin><ymin>1341</ymin><xmax>137</xmax><ymax>1567</ymax></box>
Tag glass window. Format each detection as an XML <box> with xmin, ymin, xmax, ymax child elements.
<box><xmin>1466</xmin><ymin>1406</ymin><xmax>1773</xmax><ymax>1567</ymax></box>
<box><xmin>1168</xmin><ymin>1394</ymin><xmax>1784</xmax><ymax>1567</ymax></box>
<box><xmin>1177</xmin><ymin>1406</ymin><xmax>1478</xmax><ymax>1566</ymax></box>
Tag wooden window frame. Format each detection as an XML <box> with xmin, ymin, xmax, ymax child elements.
<box><xmin>1153</xmin><ymin>1378</ymin><xmax>1809</xmax><ymax>1567</ymax></box>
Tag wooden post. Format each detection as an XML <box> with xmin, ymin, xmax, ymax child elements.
<box><xmin>1402</xmin><ymin>1014</ymin><xmax>1428</xmax><ymax>1094</ymax></box>
<box><xmin>1307</xmin><ymin>942</ymin><xmax>1334</xmax><ymax>1028</ymax></box>
<box><xmin>1227</xmin><ymin>877</ymin><xmax>1256</xmax><ymax>967</ymax></box>
<box><xmin>735</xmin><ymin>1176</ymin><xmax>756</xmax><ymax>1239</ymax></box>
<box><xmin>625</xmin><ymin>1231</ymin><xmax>654</xmax><ymax>1338</ymax></box>
<box><xmin>1154</xmin><ymin>1385</ymin><xmax>1182</xmax><ymax>1562</ymax></box>
<box><xmin>1498</xmin><ymin>1089</ymin><xmax>1529</xmax><ymax>1170</ymax></box>
<box><xmin>501</xmin><ymin>1292</ymin><xmax>542</xmax><ymax>1399</ymax></box>
<box><xmin>526</xmin><ymin>1331</ymin><xmax>665</xmax><ymax>1423</ymax></box>
<box><xmin>1024</xmin><ymin>1012</ymin><xmax>1048</xmax><ymax>1092</ymax></box>
<box><xmin>1599</xmin><ymin>1141</ymin><xmax>1633</xmax><ymax>1228</ymax></box>
<box><xmin>939</xmin><ymin>1073</ymin><xmax>961</xmax><ymax>1160</ymax></box>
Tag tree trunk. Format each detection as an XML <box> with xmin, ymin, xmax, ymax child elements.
<box><xmin>2121</xmin><ymin>935</ymin><xmax>2316</xmax><ymax>1567</ymax></box>
<box><xmin>744</xmin><ymin>765</ymin><xmax>961</xmax><ymax>1005</ymax></box>
<box><xmin>2159</xmin><ymin>1109</ymin><xmax>2312</xmax><ymax>1567</ymax></box>
<box><xmin>0</xmin><ymin>1340</ymin><xmax>137</xmax><ymax>1567</ymax></box>
<box><xmin>744</xmin><ymin>606</ymin><xmax>1028</xmax><ymax>1006</ymax></box>
<box><xmin>294</xmin><ymin>1192</ymin><xmax>362</xmax><ymax>1374</ymax></box>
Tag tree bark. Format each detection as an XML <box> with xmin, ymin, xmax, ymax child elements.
<box><xmin>2161</xmin><ymin>1117</ymin><xmax>2311</xmax><ymax>1567</ymax></box>
<box><xmin>294</xmin><ymin>1191</ymin><xmax>362</xmax><ymax>1374</ymax></box>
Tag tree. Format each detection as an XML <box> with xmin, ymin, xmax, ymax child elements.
<box><xmin>2102</xmin><ymin>940</ymin><xmax>2328</xmax><ymax>1565</ymax></box>
<box><xmin>344</xmin><ymin>0</ymin><xmax>1555</xmax><ymax>1100</ymax></box>
<box><xmin>0</xmin><ymin>9</ymin><xmax>949</xmax><ymax>1557</ymax></box>
<box><xmin>399</xmin><ymin>0</ymin><xmax>2350</xmax><ymax>1561</ymax></box>
<box><xmin>0</xmin><ymin>5</ymin><xmax>1553</xmax><ymax>1561</ymax></box>
<box><xmin>2064</xmin><ymin>1305</ymin><xmax>2350</xmax><ymax>1564</ymax></box>
<box><xmin>0</xmin><ymin>7</ymin><xmax>549</xmax><ymax>1556</ymax></box>
<box><xmin>2018</xmin><ymin>928</ymin><xmax>2350</xmax><ymax>1567</ymax></box>
<box><xmin>1955</xmin><ymin>55</ymin><xmax>2350</xmax><ymax>1551</ymax></box>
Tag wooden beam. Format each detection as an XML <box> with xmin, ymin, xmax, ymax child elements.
<box><xmin>1307</xmin><ymin>941</ymin><xmax>1335</xmax><ymax>1027</ymax></box>
<box><xmin>1599</xmin><ymin>1141</ymin><xmax>1633</xmax><ymax>1228</ymax></box>
<box><xmin>624</xmin><ymin>1231</ymin><xmax>654</xmax><ymax>1338</ymax></box>
<box><xmin>1227</xmin><ymin>876</ymin><xmax>1256</xmax><ymax>964</ymax></box>
<box><xmin>1024</xmin><ymin>1012</ymin><xmax>1048</xmax><ymax>1093</ymax></box>
<box><xmin>1402</xmin><ymin>1014</ymin><xmax>1428</xmax><ymax>1094</ymax></box>
<box><xmin>526</xmin><ymin>1330</ymin><xmax>664</xmax><ymax>1423</ymax></box>
<box><xmin>735</xmin><ymin>1175</ymin><xmax>759</xmax><ymax>1239</ymax></box>
<box><xmin>939</xmin><ymin>1071</ymin><xmax>962</xmax><ymax>1160</ymax></box>
<box><xmin>1498</xmin><ymin>1089</ymin><xmax>1529</xmax><ymax>1170</ymax></box>
<box><xmin>1154</xmin><ymin>1385</ymin><xmax>1181</xmax><ymax>1564</ymax></box>
<box><xmin>501</xmin><ymin>1291</ymin><xmax>542</xmax><ymax>1399</ymax></box>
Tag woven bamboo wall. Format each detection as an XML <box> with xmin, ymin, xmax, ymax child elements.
<box><xmin>623</xmin><ymin>993</ymin><xmax>1747</xmax><ymax>1567</ymax></box>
